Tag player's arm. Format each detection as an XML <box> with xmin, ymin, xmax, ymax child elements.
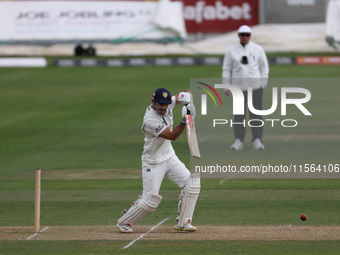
<box><xmin>222</xmin><ymin>50</ymin><xmax>233</xmax><ymax>95</ymax></box>
<box><xmin>159</xmin><ymin>102</ymin><xmax>196</xmax><ymax>141</ymax></box>
<box><xmin>222</xmin><ymin>50</ymin><xmax>232</xmax><ymax>81</ymax></box>
<box><xmin>259</xmin><ymin>47</ymin><xmax>269</xmax><ymax>79</ymax></box>
<box><xmin>159</xmin><ymin>121</ymin><xmax>186</xmax><ymax>141</ymax></box>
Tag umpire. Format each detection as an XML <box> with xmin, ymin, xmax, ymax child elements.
<box><xmin>222</xmin><ymin>25</ymin><xmax>269</xmax><ymax>150</ymax></box>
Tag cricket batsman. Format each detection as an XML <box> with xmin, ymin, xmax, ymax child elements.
<box><xmin>116</xmin><ymin>88</ymin><xmax>200</xmax><ymax>233</ymax></box>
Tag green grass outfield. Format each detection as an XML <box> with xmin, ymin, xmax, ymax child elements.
<box><xmin>0</xmin><ymin>63</ymin><xmax>340</xmax><ymax>254</ymax></box>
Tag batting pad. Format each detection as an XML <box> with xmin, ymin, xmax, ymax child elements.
<box><xmin>117</xmin><ymin>194</ymin><xmax>162</xmax><ymax>226</ymax></box>
<box><xmin>177</xmin><ymin>173</ymin><xmax>201</xmax><ymax>227</ymax></box>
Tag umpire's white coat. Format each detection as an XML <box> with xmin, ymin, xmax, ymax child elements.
<box><xmin>222</xmin><ymin>41</ymin><xmax>269</xmax><ymax>91</ymax></box>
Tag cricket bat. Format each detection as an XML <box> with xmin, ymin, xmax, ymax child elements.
<box><xmin>185</xmin><ymin>114</ymin><xmax>201</xmax><ymax>158</ymax></box>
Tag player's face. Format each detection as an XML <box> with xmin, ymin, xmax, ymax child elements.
<box><xmin>153</xmin><ymin>102</ymin><xmax>169</xmax><ymax>115</ymax></box>
<box><xmin>238</xmin><ymin>33</ymin><xmax>251</xmax><ymax>45</ymax></box>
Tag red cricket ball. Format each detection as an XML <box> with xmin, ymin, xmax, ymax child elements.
<box><xmin>300</xmin><ymin>214</ymin><xmax>307</xmax><ymax>221</ymax></box>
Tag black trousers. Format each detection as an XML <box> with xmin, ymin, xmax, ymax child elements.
<box><xmin>233</xmin><ymin>87</ymin><xmax>263</xmax><ymax>142</ymax></box>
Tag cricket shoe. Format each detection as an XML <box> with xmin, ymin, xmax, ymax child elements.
<box><xmin>116</xmin><ymin>223</ymin><xmax>133</xmax><ymax>233</ymax></box>
<box><xmin>253</xmin><ymin>138</ymin><xmax>265</xmax><ymax>150</ymax></box>
<box><xmin>174</xmin><ymin>223</ymin><xmax>197</xmax><ymax>232</ymax></box>
<box><xmin>230</xmin><ymin>139</ymin><xmax>243</xmax><ymax>150</ymax></box>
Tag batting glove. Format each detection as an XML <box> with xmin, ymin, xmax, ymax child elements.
<box><xmin>181</xmin><ymin>103</ymin><xmax>196</xmax><ymax>119</ymax></box>
<box><xmin>178</xmin><ymin>91</ymin><xmax>191</xmax><ymax>105</ymax></box>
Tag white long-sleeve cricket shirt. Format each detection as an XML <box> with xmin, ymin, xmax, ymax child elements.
<box><xmin>222</xmin><ymin>41</ymin><xmax>269</xmax><ymax>91</ymax></box>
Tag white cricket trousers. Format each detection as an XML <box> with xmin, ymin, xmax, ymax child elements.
<box><xmin>142</xmin><ymin>155</ymin><xmax>190</xmax><ymax>197</ymax></box>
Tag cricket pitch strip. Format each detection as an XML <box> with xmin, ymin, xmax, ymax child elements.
<box><xmin>1</xmin><ymin>226</ymin><xmax>340</xmax><ymax>241</ymax></box>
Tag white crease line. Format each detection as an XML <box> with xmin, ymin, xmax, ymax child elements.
<box><xmin>219</xmin><ymin>179</ymin><xmax>227</xmax><ymax>185</ymax></box>
<box><xmin>134</xmin><ymin>173</ymin><xmax>142</xmax><ymax>179</ymax></box>
<box><xmin>27</xmin><ymin>226</ymin><xmax>49</xmax><ymax>240</ymax></box>
<box><xmin>123</xmin><ymin>218</ymin><xmax>168</xmax><ymax>249</ymax></box>
<box><xmin>199</xmin><ymin>134</ymin><xmax>212</xmax><ymax>143</ymax></box>
<box><xmin>283</xmin><ymin>134</ymin><xmax>295</xmax><ymax>143</ymax></box>
<box><xmin>219</xmin><ymin>173</ymin><xmax>238</xmax><ymax>184</ymax></box>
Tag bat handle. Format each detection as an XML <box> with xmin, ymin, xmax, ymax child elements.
<box><xmin>185</xmin><ymin>104</ymin><xmax>191</xmax><ymax>115</ymax></box>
